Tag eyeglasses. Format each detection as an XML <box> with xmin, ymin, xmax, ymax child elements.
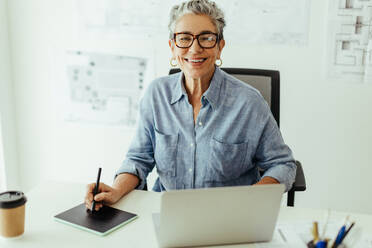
<box><xmin>173</xmin><ymin>32</ymin><xmax>219</xmax><ymax>49</ymax></box>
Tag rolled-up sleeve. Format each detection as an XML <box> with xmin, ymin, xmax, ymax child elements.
<box><xmin>254</xmin><ymin>109</ymin><xmax>297</xmax><ymax>192</ymax></box>
<box><xmin>115</xmin><ymin>85</ymin><xmax>155</xmax><ymax>190</ymax></box>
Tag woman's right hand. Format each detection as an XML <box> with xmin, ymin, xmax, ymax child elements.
<box><xmin>84</xmin><ymin>182</ymin><xmax>123</xmax><ymax>211</ymax></box>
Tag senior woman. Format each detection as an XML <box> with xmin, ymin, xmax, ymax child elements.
<box><xmin>85</xmin><ymin>0</ymin><xmax>296</xmax><ymax>211</ymax></box>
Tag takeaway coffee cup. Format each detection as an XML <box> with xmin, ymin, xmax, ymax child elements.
<box><xmin>0</xmin><ymin>191</ymin><xmax>27</xmax><ymax>237</ymax></box>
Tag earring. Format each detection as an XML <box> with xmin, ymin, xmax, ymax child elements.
<box><xmin>170</xmin><ymin>58</ymin><xmax>177</xmax><ymax>67</ymax></box>
<box><xmin>215</xmin><ymin>58</ymin><xmax>222</xmax><ymax>67</ymax></box>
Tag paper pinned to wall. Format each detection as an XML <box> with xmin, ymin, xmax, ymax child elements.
<box><xmin>219</xmin><ymin>0</ymin><xmax>311</xmax><ymax>46</ymax></box>
<box><xmin>327</xmin><ymin>0</ymin><xmax>372</xmax><ymax>83</ymax></box>
<box><xmin>76</xmin><ymin>0</ymin><xmax>184</xmax><ymax>39</ymax></box>
<box><xmin>59</xmin><ymin>50</ymin><xmax>148</xmax><ymax>127</ymax></box>
<box><xmin>76</xmin><ymin>0</ymin><xmax>311</xmax><ymax>46</ymax></box>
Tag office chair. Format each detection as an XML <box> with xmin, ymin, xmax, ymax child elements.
<box><xmin>169</xmin><ymin>68</ymin><xmax>306</xmax><ymax>207</ymax></box>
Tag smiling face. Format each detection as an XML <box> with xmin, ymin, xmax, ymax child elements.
<box><xmin>169</xmin><ymin>13</ymin><xmax>225</xmax><ymax>82</ymax></box>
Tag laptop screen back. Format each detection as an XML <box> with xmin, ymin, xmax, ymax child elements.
<box><xmin>156</xmin><ymin>184</ymin><xmax>285</xmax><ymax>247</ymax></box>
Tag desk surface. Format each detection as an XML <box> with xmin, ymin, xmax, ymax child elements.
<box><xmin>1</xmin><ymin>181</ymin><xmax>371</xmax><ymax>248</ymax></box>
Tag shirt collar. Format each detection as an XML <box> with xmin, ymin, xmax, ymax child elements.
<box><xmin>170</xmin><ymin>72</ymin><xmax>187</xmax><ymax>104</ymax></box>
<box><xmin>170</xmin><ymin>67</ymin><xmax>223</xmax><ymax>109</ymax></box>
<box><xmin>202</xmin><ymin>67</ymin><xmax>223</xmax><ymax>110</ymax></box>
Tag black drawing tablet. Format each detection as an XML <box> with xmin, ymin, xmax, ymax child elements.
<box><xmin>54</xmin><ymin>203</ymin><xmax>138</xmax><ymax>236</ymax></box>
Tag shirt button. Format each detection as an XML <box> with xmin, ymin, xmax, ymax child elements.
<box><xmin>198</xmin><ymin>122</ymin><xmax>202</xmax><ymax>126</ymax></box>
<box><xmin>190</xmin><ymin>143</ymin><xmax>194</xmax><ymax>147</ymax></box>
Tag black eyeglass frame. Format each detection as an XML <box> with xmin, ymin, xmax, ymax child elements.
<box><xmin>173</xmin><ymin>32</ymin><xmax>220</xmax><ymax>49</ymax></box>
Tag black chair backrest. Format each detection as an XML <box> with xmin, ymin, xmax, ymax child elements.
<box><xmin>169</xmin><ymin>68</ymin><xmax>280</xmax><ymax>127</ymax></box>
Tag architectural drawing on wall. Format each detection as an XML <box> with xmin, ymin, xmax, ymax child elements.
<box><xmin>64</xmin><ymin>50</ymin><xmax>147</xmax><ymax>126</ymax></box>
<box><xmin>218</xmin><ymin>0</ymin><xmax>311</xmax><ymax>46</ymax></box>
<box><xmin>327</xmin><ymin>0</ymin><xmax>372</xmax><ymax>83</ymax></box>
<box><xmin>77</xmin><ymin>0</ymin><xmax>184</xmax><ymax>38</ymax></box>
<box><xmin>76</xmin><ymin>0</ymin><xmax>311</xmax><ymax>46</ymax></box>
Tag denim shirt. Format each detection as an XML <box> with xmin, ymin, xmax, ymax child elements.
<box><xmin>116</xmin><ymin>67</ymin><xmax>296</xmax><ymax>192</ymax></box>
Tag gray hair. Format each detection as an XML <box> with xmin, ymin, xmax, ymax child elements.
<box><xmin>168</xmin><ymin>0</ymin><xmax>226</xmax><ymax>40</ymax></box>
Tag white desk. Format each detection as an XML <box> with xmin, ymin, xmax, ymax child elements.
<box><xmin>1</xmin><ymin>181</ymin><xmax>371</xmax><ymax>248</ymax></box>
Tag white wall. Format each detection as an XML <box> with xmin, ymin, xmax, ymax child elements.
<box><xmin>5</xmin><ymin>0</ymin><xmax>372</xmax><ymax>214</ymax></box>
<box><xmin>0</xmin><ymin>0</ymin><xmax>19</xmax><ymax>190</ymax></box>
<box><xmin>6</xmin><ymin>0</ymin><xmax>161</xmax><ymax>189</ymax></box>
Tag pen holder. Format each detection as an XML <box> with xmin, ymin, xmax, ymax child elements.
<box><xmin>307</xmin><ymin>240</ymin><xmax>347</xmax><ymax>248</ymax></box>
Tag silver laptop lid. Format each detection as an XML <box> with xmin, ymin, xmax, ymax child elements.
<box><xmin>156</xmin><ymin>184</ymin><xmax>285</xmax><ymax>248</ymax></box>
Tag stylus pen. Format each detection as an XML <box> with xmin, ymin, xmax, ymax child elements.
<box><xmin>91</xmin><ymin>167</ymin><xmax>102</xmax><ymax>212</ymax></box>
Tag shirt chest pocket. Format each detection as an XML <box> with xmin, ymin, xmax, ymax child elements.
<box><xmin>208</xmin><ymin>138</ymin><xmax>248</xmax><ymax>181</ymax></box>
<box><xmin>154</xmin><ymin>130</ymin><xmax>178</xmax><ymax>177</ymax></box>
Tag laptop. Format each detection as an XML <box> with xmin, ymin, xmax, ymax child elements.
<box><xmin>152</xmin><ymin>184</ymin><xmax>285</xmax><ymax>248</ymax></box>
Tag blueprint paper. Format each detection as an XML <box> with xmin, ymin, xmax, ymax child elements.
<box><xmin>327</xmin><ymin>0</ymin><xmax>372</xmax><ymax>83</ymax></box>
<box><xmin>76</xmin><ymin>0</ymin><xmax>310</xmax><ymax>46</ymax></box>
<box><xmin>61</xmin><ymin>50</ymin><xmax>147</xmax><ymax>126</ymax></box>
<box><xmin>77</xmin><ymin>0</ymin><xmax>183</xmax><ymax>38</ymax></box>
<box><xmin>218</xmin><ymin>0</ymin><xmax>311</xmax><ymax>46</ymax></box>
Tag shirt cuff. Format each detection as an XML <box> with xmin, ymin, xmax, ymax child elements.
<box><xmin>261</xmin><ymin>162</ymin><xmax>297</xmax><ymax>192</ymax></box>
<box><xmin>114</xmin><ymin>161</ymin><xmax>148</xmax><ymax>190</ymax></box>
